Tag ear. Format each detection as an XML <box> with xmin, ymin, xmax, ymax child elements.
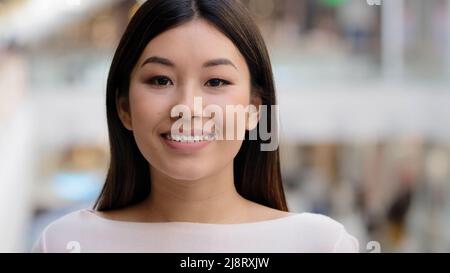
<box><xmin>117</xmin><ymin>95</ymin><xmax>133</xmax><ymax>131</ymax></box>
<box><xmin>247</xmin><ymin>92</ymin><xmax>262</xmax><ymax>131</ymax></box>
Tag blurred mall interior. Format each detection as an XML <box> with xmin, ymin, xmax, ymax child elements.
<box><xmin>0</xmin><ymin>0</ymin><xmax>450</xmax><ymax>252</ymax></box>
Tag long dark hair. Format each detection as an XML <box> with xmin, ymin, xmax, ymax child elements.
<box><xmin>94</xmin><ymin>0</ymin><xmax>288</xmax><ymax>212</ymax></box>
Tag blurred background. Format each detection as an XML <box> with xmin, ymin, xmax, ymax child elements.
<box><xmin>0</xmin><ymin>0</ymin><xmax>449</xmax><ymax>252</ymax></box>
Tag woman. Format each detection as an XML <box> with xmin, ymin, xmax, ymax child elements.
<box><xmin>32</xmin><ymin>0</ymin><xmax>358</xmax><ymax>253</ymax></box>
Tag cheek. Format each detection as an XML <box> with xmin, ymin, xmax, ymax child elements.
<box><xmin>128</xmin><ymin>86</ymin><xmax>171</xmax><ymax>164</ymax></box>
<box><xmin>207</xmin><ymin>88</ymin><xmax>251</xmax><ymax>140</ymax></box>
<box><xmin>129</xmin><ymin>87</ymin><xmax>168</xmax><ymax>132</ymax></box>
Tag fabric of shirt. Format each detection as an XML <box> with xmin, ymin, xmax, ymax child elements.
<box><xmin>31</xmin><ymin>208</ymin><xmax>359</xmax><ymax>253</ymax></box>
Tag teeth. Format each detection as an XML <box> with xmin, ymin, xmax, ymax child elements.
<box><xmin>163</xmin><ymin>134</ymin><xmax>215</xmax><ymax>142</ymax></box>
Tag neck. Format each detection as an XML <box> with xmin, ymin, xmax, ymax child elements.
<box><xmin>143</xmin><ymin>162</ymin><xmax>250</xmax><ymax>223</ymax></box>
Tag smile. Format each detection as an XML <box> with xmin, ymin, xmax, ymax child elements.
<box><xmin>161</xmin><ymin>133</ymin><xmax>217</xmax><ymax>143</ymax></box>
<box><xmin>160</xmin><ymin>132</ymin><xmax>216</xmax><ymax>153</ymax></box>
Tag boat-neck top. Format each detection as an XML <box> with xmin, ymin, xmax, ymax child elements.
<box><xmin>31</xmin><ymin>208</ymin><xmax>359</xmax><ymax>253</ymax></box>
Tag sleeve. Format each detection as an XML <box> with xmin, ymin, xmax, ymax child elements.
<box><xmin>332</xmin><ymin>226</ymin><xmax>360</xmax><ymax>253</ymax></box>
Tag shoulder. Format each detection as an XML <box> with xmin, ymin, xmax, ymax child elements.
<box><xmin>287</xmin><ymin>212</ymin><xmax>360</xmax><ymax>253</ymax></box>
<box><xmin>244</xmin><ymin>202</ymin><xmax>359</xmax><ymax>252</ymax></box>
<box><xmin>46</xmin><ymin>208</ymin><xmax>97</xmax><ymax>231</ymax></box>
<box><xmin>31</xmin><ymin>209</ymin><xmax>100</xmax><ymax>253</ymax></box>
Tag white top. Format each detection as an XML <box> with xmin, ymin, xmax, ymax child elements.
<box><xmin>31</xmin><ymin>209</ymin><xmax>359</xmax><ymax>253</ymax></box>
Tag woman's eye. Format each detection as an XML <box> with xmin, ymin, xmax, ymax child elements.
<box><xmin>147</xmin><ymin>76</ymin><xmax>173</xmax><ymax>87</ymax></box>
<box><xmin>206</xmin><ymin>78</ymin><xmax>230</xmax><ymax>87</ymax></box>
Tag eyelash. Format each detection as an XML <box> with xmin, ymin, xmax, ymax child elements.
<box><xmin>146</xmin><ymin>76</ymin><xmax>172</xmax><ymax>87</ymax></box>
<box><xmin>146</xmin><ymin>76</ymin><xmax>231</xmax><ymax>88</ymax></box>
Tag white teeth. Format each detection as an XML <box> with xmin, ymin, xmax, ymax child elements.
<box><xmin>163</xmin><ymin>133</ymin><xmax>215</xmax><ymax>143</ymax></box>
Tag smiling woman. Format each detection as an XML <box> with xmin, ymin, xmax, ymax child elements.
<box><xmin>31</xmin><ymin>0</ymin><xmax>359</xmax><ymax>253</ymax></box>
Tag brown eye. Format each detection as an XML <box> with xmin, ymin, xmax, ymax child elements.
<box><xmin>148</xmin><ymin>76</ymin><xmax>173</xmax><ymax>87</ymax></box>
<box><xmin>206</xmin><ymin>78</ymin><xmax>230</xmax><ymax>87</ymax></box>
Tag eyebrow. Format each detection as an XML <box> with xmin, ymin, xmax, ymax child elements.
<box><xmin>141</xmin><ymin>56</ymin><xmax>238</xmax><ymax>70</ymax></box>
<box><xmin>141</xmin><ymin>56</ymin><xmax>175</xmax><ymax>68</ymax></box>
<box><xmin>203</xmin><ymin>58</ymin><xmax>238</xmax><ymax>70</ymax></box>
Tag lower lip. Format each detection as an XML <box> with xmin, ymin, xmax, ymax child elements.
<box><xmin>160</xmin><ymin>135</ymin><xmax>213</xmax><ymax>153</ymax></box>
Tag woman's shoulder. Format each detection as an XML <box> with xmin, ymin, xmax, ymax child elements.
<box><xmin>239</xmin><ymin>202</ymin><xmax>359</xmax><ymax>252</ymax></box>
<box><xmin>31</xmin><ymin>208</ymin><xmax>101</xmax><ymax>253</ymax></box>
<box><xmin>42</xmin><ymin>208</ymin><xmax>97</xmax><ymax>230</ymax></box>
<box><xmin>287</xmin><ymin>212</ymin><xmax>359</xmax><ymax>252</ymax></box>
<box><xmin>292</xmin><ymin>211</ymin><xmax>345</xmax><ymax>227</ymax></box>
<box><xmin>248</xmin><ymin>203</ymin><xmax>349</xmax><ymax>234</ymax></box>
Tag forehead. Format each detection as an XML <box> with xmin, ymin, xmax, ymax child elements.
<box><xmin>137</xmin><ymin>19</ymin><xmax>248</xmax><ymax>70</ymax></box>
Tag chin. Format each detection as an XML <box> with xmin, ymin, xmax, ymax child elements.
<box><xmin>157</xmin><ymin>160</ymin><xmax>214</xmax><ymax>181</ymax></box>
<box><xmin>164</xmin><ymin>170</ymin><xmax>210</xmax><ymax>181</ymax></box>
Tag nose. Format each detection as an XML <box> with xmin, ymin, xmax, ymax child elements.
<box><xmin>169</xmin><ymin>82</ymin><xmax>220</xmax><ymax>137</ymax></box>
<box><xmin>174</xmin><ymin>82</ymin><xmax>204</xmax><ymax>118</ymax></box>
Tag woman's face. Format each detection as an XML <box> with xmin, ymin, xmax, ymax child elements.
<box><xmin>118</xmin><ymin>19</ymin><xmax>257</xmax><ymax>180</ymax></box>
